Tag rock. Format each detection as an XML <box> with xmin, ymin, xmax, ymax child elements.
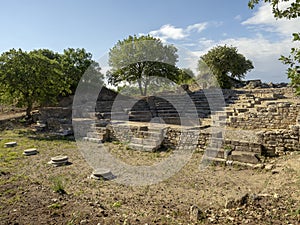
<box><xmin>225</xmin><ymin>199</ymin><xmax>236</xmax><ymax>209</ymax></box>
<box><xmin>225</xmin><ymin>194</ymin><xmax>249</xmax><ymax>209</ymax></box>
<box><xmin>80</xmin><ymin>219</ymin><xmax>89</xmax><ymax>224</ymax></box>
<box><xmin>253</xmin><ymin>164</ymin><xmax>264</xmax><ymax>169</ymax></box>
<box><xmin>271</xmin><ymin>169</ymin><xmax>280</xmax><ymax>174</ymax></box>
<box><xmin>265</xmin><ymin>164</ymin><xmax>274</xmax><ymax>171</ymax></box>
<box><xmin>226</xmin><ymin>216</ymin><xmax>235</xmax><ymax>221</ymax></box>
<box><xmin>189</xmin><ymin>205</ymin><xmax>205</xmax><ymax>222</ymax></box>
<box><xmin>273</xmin><ymin>193</ymin><xmax>279</xmax><ymax>199</ymax></box>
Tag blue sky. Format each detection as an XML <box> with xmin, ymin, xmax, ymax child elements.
<box><xmin>1</xmin><ymin>0</ymin><xmax>299</xmax><ymax>82</ymax></box>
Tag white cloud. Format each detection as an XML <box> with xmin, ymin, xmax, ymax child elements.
<box><xmin>149</xmin><ymin>24</ymin><xmax>187</xmax><ymax>41</ymax></box>
<box><xmin>145</xmin><ymin>3</ymin><xmax>298</xmax><ymax>83</ymax></box>
<box><xmin>149</xmin><ymin>22</ymin><xmax>208</xmax><ymax>41</ymax></box>
<box><xmin>242</xmin><ymin>2</ymin><xmax>300</xmax><ymax>37</ymax></box>
<box><xmin>186</xmin><ymin>22</ymin><xmax>208</xmax><ymax>33</ymax></box>
<box><xmin>192</xmin><ymin>36</ymin><xmax>292</xmax><ymax>82</ymax></box>
<box><xmin>234</xmin><ymin>15</ymin><xmax>242</xmax><ymax>21</ymax></box>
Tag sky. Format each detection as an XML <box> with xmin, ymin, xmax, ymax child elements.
<box><xmin>0</xmin><ymin>0</ymin><xmax>299</xmax><ymax>83</ymax></box>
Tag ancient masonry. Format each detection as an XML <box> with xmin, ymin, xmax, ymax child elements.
<box><xmin>40</xmin><ymin>85</ymin><xmax>300</xmax><ymax>167</ymax></box>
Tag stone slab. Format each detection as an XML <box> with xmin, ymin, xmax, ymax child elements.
<box><xmin>5</xmin><ymin>142</ymin><xmax>17</xmax><ymax>147</ymax></box>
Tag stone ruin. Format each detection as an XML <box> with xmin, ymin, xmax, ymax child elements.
<box><xmin>37</xmin><ymin>83</ymin><xmax>300</xmax><ymax>167</ymax></box>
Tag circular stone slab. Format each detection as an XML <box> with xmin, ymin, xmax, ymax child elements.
<box><xmin>51</xmin><ymin>156</ymin><xmax>68</xmax><ymax>162</ymax></box>
<box><xmin>92</xmin><ymin>168</ymin><xmax>114</xmax><ymax>180</ymax></box>
<box><xmin>49</xmin><ymin>155</ymin><xmax>69</xmax><ymax>167</ymax></box>
<box><xmin>5</xmin><ymin>142</ymin><xmax>17</xmax><ymax>147</ymax></box>
<box><xmin>23</xmin><ymin>148</ymin><xmax>38</xmax><ymax>156</ymax></box>
<box><xmin>93</xmin><ymin>168</ymin><xmax>111</xmax><ymax>176</ymax></box>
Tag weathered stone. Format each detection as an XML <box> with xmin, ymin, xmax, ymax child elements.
<box><xmin>189</xmin><ymin>205</ymin><xmax>205</xmax><ymax>222</ymax></box>
<box><xmin>265</xmin><ymin>164</ymin><xmax>274</xmax><ymax>171</ymax></box>
<box><xmin>5</xmin><ymin>141</ymin><xmax>17</xmax><ymax>147</ymax></box>
<box><xmin>91</xmin><ymin>168</ymin><xmax>114</xmax><ymax>180</ymax></box>
<box><xmin>49</xmin><ymin>156</ymin><xmax>69</xmax><ymax>166</ymax></box>
<box><xmin>23</xmin><ymin>148</ymin><xmax>38</xmax><ymax>156</ymax></box>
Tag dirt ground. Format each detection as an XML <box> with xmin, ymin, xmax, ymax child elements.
<box><xmin>0</xmin><ymin>120</ymin><xmax>299</xmax><ymax>224</ymax></box>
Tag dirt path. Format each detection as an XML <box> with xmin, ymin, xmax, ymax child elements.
<box><xmin>0</xmin><ymin>111</ymin><xmax>26</xmax><ymax>121</ymax></box>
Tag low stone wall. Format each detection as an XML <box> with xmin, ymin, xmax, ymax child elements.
<box><xmin>39</xmin><ymin>107</ymin><xmax>72</xmax><ymax>131</ymax></box>
<box><xmin>228</xmin><ymin>102</ymin><xmax>300</xmax><ymax>129</ymax></box>
<box><xmin>102</xmin><ymin>124</ymin><xmax>211</xmax><ymax>151</ymax></box>
<box><xmin>257</xmin><ymin>125</ymin><xmax>300</xmax><ymax>156</ymax></box>
<box><xmin>223</xmin><ymin>139</ymin><xmax>262</xmax><ymax>154</ymax></box>
<box><xmin>163</xmin><ymin>127</ymin><xmax>211</xmax><ymax>151</ymax></box>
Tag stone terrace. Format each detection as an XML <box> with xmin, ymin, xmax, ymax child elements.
<box><xmin>45</xmin><ymin>85</ymin><xmax>300</xmax><ymax>167</ymax></box>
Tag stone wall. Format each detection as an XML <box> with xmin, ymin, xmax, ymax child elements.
<box><xmin>228</xmin><ymin>102</ymin><xmax>300</xmax><ymax>129</ymax></box>
<box><xmin>257</xmin><ymin>125</ymin><xmax>300</xmax><ymax>156</ymax></box>
<box><xmin>163</xmin><ymin>127</ymin><xmax>211</xmax><ymax>151</ymax></box>
<box><xmin>39</xmin><ymin>107</ymin><xmax>72</xmax><ymax>131</ymax></box>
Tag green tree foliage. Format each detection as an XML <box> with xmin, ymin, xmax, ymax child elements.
<box><xmin>248</xmin><ymin>0</ymin><xmax>300</xmax><ymax>94</ymax></box>
<box><xmin>0</xmin><ymin>49</ymin><xmax>66</xmax><ymax>117</ymax></box>
<box><xmin>60</xmin><ymin>48</ymin><xmax>102</xmax><ymax>93</ymax></box>
<box><xmin>107</xmin><ymin>35</ymin><xmax>180</xmax><ymax>96</ymax></box>
<box><xmin>280</xmin><ymin>33</ymin><xmax>300</xmax><ymax>94</ymax></box>
<box><xmin>177</xmin><ymin>68</ymin><xmax>195</xmax><ymax>85</ymax></box>
<box><xmin>248</xmin><ymin>0</ymin><xmax>300</xmax><ymax>19</ymax></box>
<box><xmin>0</xmin><ymin>48</ymin><xmax>102</xmax><ymax>117</ymax></box>
<box><xmin>198</xmin><ymin>45</ymin><xmax>254</xmax><ymax>89</ymax></box>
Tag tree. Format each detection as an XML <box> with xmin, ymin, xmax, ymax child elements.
<box><xmin>0</xmin><ymin>49</ymin><xmax>67</xmax><ymax>118</ymax></box>
<box><xmin>107</xmin><ymin>35</ymin><xmax>179</xmax><ymax>96</ymax></box>
<box><xmin>198</xmin><ymin>45</ymin><xmax>254</xmax><ymax>89</ymax></box>
<box><xmin>60</xmin><ymin>48</ymin><xmax>102</xmax><ymax>94</ymax></box>
<box><xmin>248</xmin><ymin>0</ymin><xmax>300</xmax><ymax>94</ymax></box>
<box><xmin>177</xmin><ymin>68</ymin><xmax>195</xmax><ymax>85</ymax></box>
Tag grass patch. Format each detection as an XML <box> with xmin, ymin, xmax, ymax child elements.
<box><xmin>112</xmin><ymin>201</ymin><xmax>122</xmax><ymax>208</ymax></box>
<box><xmin>47</xmin><ymin>203</ymin><xmax>63</xmax><ymax>209</ymax></box>
<box><xmin>50</xmin><ymin>176</ymin><xmax>67</xmax><ymax>195</ymax></box>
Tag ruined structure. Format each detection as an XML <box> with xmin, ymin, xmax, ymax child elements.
<box><xmin>40</xmin><ymin>84</ymin><xmax>300</xmax><ymax>167</ymax></box>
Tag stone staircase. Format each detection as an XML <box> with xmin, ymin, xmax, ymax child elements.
<box><xmin>127</xmin><ymin>125</ymin><xmax>166</xmax><ymax>152</ymax></box>
<box><xmin>74</xmin><ymin>86</ymin><xmax>299</xmax><ymax>167</ymax></box>
<box><xmin>203</xmin><ymin>136</ymin><xmax>263</xmax><ymax>167</ymax></box>
<box><xmin>84</xmin><ymin>121</ymin><xmax>109</xmax><ymax>142</ymax></box>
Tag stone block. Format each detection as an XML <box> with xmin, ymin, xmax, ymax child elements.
<box><xmin>229</xmin><ymin>151</ymin><xmax>260</xmax><ymax>164</ymax></box>
<box><xmin>235</xmin><ymin>145</ymin><xmax>250</xmax><ymax>152</ymax></box>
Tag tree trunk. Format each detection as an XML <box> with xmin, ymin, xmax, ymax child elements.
<box><xmin>137</xmin><ymin>80</ymin><xmax>144</xmax><ymax>96</ymax></box>
<box><xmin>143</xmin><ymin>78</ymin><xmax>150</xmax><ymax>96</ymax></box>
<box><xmin>26</xmin><ymin>101</ymin><xmax>33</xmax><ymax>119</ymax></box>
<box><xmin>143</xmin><ymin>83</ymin><xmax>148</xmax><ymax>96</ymax></box>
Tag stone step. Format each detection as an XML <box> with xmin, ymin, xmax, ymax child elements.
<box><xmin>202</xmin><ymin>156</ymin><xmax>261</xmax><ymax>168</ymax></box>
<box><xmin>87</xmin><ymin>132</ymin><xmax>107</xmax><ymax>140</ymax></box>
<box><xmin>129</xmin><ymin>114</ymin><xmax>152</xmax><ymax>119</ymax></box>
<box><xmin>83</xmin><ymin>137</ymin><xmax>102</xmax><ymax>143</ymax></box>
<box><xmin>202</xmin><ymin>156</ymin><xmax>226</xmax><ymax>165</ymax></box>
<box><xmin>127</xmin><ymin>143</ymin><xmax>158</xmax><ymax>152</ymax></box>
<box><xmin>235</xmin><ymin>108</ymin><xmax>249</xmax><ymax>113</ymax></box>
<box><xmin>146</xmin><ymin>131</ymin><xmax>164</xmax><ymax>138</ymax></box>
<box><xmin>205</xmin><ymin>148</ymin><xmax>225</xmax><ymax>158</ymax></box>
<box><xmin>211</xmin><ymin>120</ymin><xmax>227</xmax><ymax>127</ymax></box>
<box><xmin>154</xmin><ymin>105</ymin><xmax>210</xmax><ymax>110</ymax></box>
<box><xmin>128</xmin><ymin>110</ymin><xmax>152</xmax><ymax>115</ymax></box>
<box><xmin>211</xmin><ymin>114</ymin><xmax>227</xmax><ymax>120</ymax></box>
<box><xmin>130</xmin><ymin>137</ymin><xmax>162</xmax><ymax>146</ymax></box>
<box><xmin>209</xmin><ymin>139</ymin><xmax>224</xmax><ymax>148</ymax></box>
<box><xmin>234</xmin><ymin>143</ymin><xmax>262</xmax><ymax>153</ymax></box>
<box><xmin>227</xmin><ymin>151</ymin><xmax>261</xmax><ymax>164</ymax></box>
